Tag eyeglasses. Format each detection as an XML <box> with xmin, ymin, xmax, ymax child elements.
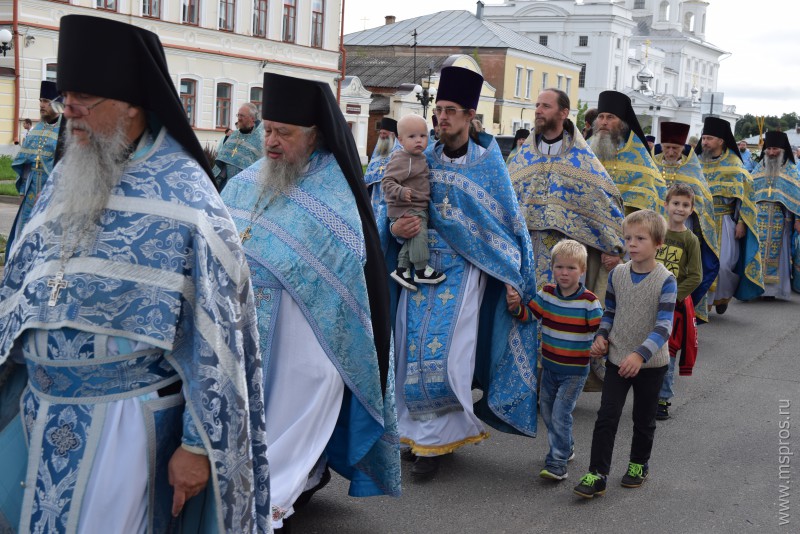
<box><xmin>433</xmin><ymin>106</ymin><xmax>468</xmax><ymax>117</ymax></box>
<box><xmin>62</xmin><ymin>98</ymin><xmax>108</xmax><ymax>117</ymax></box>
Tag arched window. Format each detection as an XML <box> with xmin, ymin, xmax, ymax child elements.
<box><xmin>659</xmin><ymin>1</ymin><xmax>670</xmax><ymax>21</ymax></box>
<box><xmin>250</xmin><ymin>86</ymin><xmax>263</xmax><ymax>115</ymax></box>
<box><xmin>684</xmin><ymin>12</ymin><xmax>695</xmax><ymax>33</ymax></box>
<box><xmin>180</xmin><ymin>79</ymin><xmax>197</xmax><ymax>126</ymax></box>
<box><xmin>216</xmin><ymin>83</ymin><xmax>232</xmax><ymax>129</ymax></box>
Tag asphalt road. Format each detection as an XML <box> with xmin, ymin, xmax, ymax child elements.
<box><xmin>294</xmin><ymin>294</ymin><xmax>800</xmax><ymax>534</ymax></box>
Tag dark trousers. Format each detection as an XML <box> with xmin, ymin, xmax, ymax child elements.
<box><xmin>589</xmin><ymin>361</ymin><xmax>667</xmax><ymax>475</ymax></box>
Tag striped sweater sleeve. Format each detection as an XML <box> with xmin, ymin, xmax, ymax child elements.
<box><xmin>512</xmin><ymin>290</ymin><xmax>546</xmax><ymax>323</ymax></box>
<box><xmin>634</xmin><ymin>275</ymin><xmax>678</xmax><ymax>362</ymax></box>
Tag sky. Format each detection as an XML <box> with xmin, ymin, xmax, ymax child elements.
<box><xmin>342</xmin><ymin>0</ymin><xmax>800</xmax><ymax>118</ymax></box>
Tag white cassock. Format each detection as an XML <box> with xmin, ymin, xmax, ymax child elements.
<box><xmin>264</xmin><ymin>291</ymin><xmax>344</xmax><ymax>529</ymax></box>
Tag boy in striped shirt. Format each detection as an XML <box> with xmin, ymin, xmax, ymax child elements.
<box><xmin>506</xmin><ymin>240</ymin><xmax>603</xmax><ymax>481</ymax></box>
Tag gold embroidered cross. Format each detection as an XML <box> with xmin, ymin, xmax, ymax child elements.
<box><xmin>427</xmin><ymin>337</ymin><xmax>443</xmax><ymax>356</ymax></box>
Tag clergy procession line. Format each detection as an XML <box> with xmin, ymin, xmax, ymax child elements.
<box><xmin>1</xmin><ymin>13</ymin><xmax>799</xmax><ymax>534</ymax></box>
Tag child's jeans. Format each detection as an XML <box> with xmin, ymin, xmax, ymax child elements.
<box><xmin>658</xmin><ymin>356</ymin><xmax>676</xmax><ymax>401</ymax></box>
<box><xmin>539</xmin><ymin>367</ymin><xmax>588</xmax><ymax>468</ymax></box>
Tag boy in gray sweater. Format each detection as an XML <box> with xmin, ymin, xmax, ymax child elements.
<box><xmin>384</xmin><ymin>114</ymin><xmax>446</xmax><ymax>291</ymax></box>
<box><xmin>574</xmin><ymin>209</ymin><xmax>677</xmax><ymax>499</ymax></box>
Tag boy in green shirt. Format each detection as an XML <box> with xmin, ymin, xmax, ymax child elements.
<box><xmin>654</xmin><ymin>183</ymin><xmax>702</xmax><ymax>420</ymax></box>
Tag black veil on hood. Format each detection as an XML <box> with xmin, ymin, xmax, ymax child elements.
<box><xmin>57</xmin><ymin>15</ymin><xmax>213</xmax><ymax>177</ymax></box>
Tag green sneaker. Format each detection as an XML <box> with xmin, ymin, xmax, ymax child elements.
<box><xmin>573</xmin><ymin>472</ymin><xmax>607</xmax><ymax>499</ymax></box>
<box><xmin>621</xmin><ymin>462</ymin><xmax>649</xmax><ymax>488</ymax></box>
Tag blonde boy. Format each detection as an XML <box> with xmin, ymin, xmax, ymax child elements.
<box><xmin>506</xmin><ymin>240</ymin><xmax>603</xmax><ymax>481</ymax></box>
<box><xmin>574</xmin><ymin>210</ymin><xmax>677</xmax><ymax>498</ymax></box>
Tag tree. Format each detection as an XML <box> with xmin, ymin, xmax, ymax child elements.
<box><xmin>575</xmin><ymin>100</ymin><xmax>589</xmax><ymax>131</ymax></box>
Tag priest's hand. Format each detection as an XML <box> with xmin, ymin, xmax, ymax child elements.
<box><xmin>734</xmin><ymin>221</ymin><xmax>746</xmax><ymax>239</ymax></box>
<box><xmin>169</xmin><ymin>446</ymin><xmax>210</xmax><ymax>517</ymax></box>
<box><xmin>391</xmin><ymin>214</ymin><xmax>421</xmax><ymax>239</ymax></box>
<box><xmin>600</xmin><ymin>253</ymin><xmax>622</xmax><ymax>271</ymax></box>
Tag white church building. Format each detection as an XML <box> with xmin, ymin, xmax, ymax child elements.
<box><xmin>482</xmin><ymin>0</ymin><xmax>740</xmax><ymax>139</ymax></box>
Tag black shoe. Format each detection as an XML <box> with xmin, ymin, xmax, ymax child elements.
<box><xmin>414</xmin><ymin>266</ymin><xmax>447</xmax><ymax>285</ymax></box>
<box><xmin>390</xmin><ymin>267</ymin><xmax>418</xmax><ymax>291</ymax></box>
<box><xmin>573</xmin><ymin>472</ymin><xmax>607</xmax><ymax>499</ymax></box>
<box><xmin>411</xmin><ymin>455</ymin><xmax>440</xmax><ymax>480</ymax></box>
<box><xmin>620</xmin><ymin>462</ymin><xmax>649</xmax><ymax>488</ymax></box>
<box><xmin>655</xmin><ymin>400</ymin><xmax>671</xmax><ymax>421</ymax></box>
<box><xmin>715</xmin><ymin>303</ymin><xmax>728</xmax><ymax>315</ymax></box>
<box><xmin>400</xmin><ymin>448</ymin><xmax>417</xmax><ymax>462</ymax></box>
<box><xmin>294</xmin><ymin>466</ymin><xmax>331</xmax><ymax>509</ymax></box>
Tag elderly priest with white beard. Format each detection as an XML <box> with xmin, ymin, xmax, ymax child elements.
<box><xmin>0</xmin><ymin>15</ymin><xmax>268</xmax><ymax>534</ymax></box>
<box><xmin>221</xmin><ymin>72</ymin><xmax>401</xmax><ymax>532</ymax></box>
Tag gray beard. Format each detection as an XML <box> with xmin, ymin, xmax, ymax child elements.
<box><xmin>764</xmin><ymin>154</ymin><xmax>783</xmax><ymax>177</ymax></box>
<box><xmin>699</xmin><ymin>150</ymin><xmax>720</xmax><ymax>163</ymax></box>
<box><xmin>50</xmin><ymin>120</ymin><xmax>131</xmax><ymax>245</ymax></box>
<box><xmin>376</xmin><ymin>136</ymin><xmax>393</xmax><ymax>157</ymax></box>
<box><xmin>257</xmin><ymin>157</ymin><xmax>306</xmax><ymax>203</ymax></box>
<box><xmin>590</xmin><ymin>130</ymin><xmax>620</xmax><ymax>161</ymax></box>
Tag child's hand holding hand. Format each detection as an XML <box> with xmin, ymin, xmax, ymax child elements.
<box><xmin>590</xmin><ymin>336</ymin><xmax>608</xmax><ymax>357</ymax></box>
<box><xmin>505</xmin><ymin>283</ymin><xmax>521</xmax><ymax>313</ymax></box>
<box><xmin>403</xmin><ymin>189</ymin><xmax>412</xmax><ymax>202</ymax></box>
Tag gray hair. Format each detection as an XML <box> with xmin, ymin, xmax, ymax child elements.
<box><xmin>241</xmin><ymin>102</ymin><xmax>258</xmax><ymax>120</ymax></box>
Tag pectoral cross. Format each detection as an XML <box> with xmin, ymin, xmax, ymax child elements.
<box><xmin>47</xmin><ymin>272</ymin><xmax>68</xmax><ymax>306</ymax></box>
<box><xmin>440</xmin><ymin>196</ymin><xmax>451</xmax><ymax>218</ymax></box>
<box><xmin>240</xmin><ymin>226</ymin><xmax>253</xmax><ymax>243</ymax></box>
<box><xmin>231</xmin><ymin>147</ymin><xmax>238</xmax><ymax>156</ymax></box>
<box><xmin>34</xmin><ymin>154</ymin><xmax>42</xmax><ymax>170</ymax></box>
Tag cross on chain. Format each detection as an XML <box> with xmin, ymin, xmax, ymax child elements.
<box><xmin>47</xmin><ymin>271</ymin><xmax>68</xmax><ymax>306</ymax></box>
<box><xmin>240</xmin><ymin>226</ymin><xmax>253</xmax><ymax>243</ymax></box>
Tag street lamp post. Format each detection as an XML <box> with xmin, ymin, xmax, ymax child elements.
<box><xmin>414</xmin><ymin>66</ymin><xmax>437</xmax><ymax>119</ymax></box>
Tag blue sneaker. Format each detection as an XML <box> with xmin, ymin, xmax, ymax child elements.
<box><xmin>539</xmin><ymin>465</ymin><xmax>568</xmax><ymax>481</ymax></box>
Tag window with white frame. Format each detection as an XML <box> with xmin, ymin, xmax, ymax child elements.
<box><xmin>142</xmin><ymin>0</ymin><xmax>160</xmax><ymax>18</ymax></box>
<box><xmin>96</xmin><ymin>0</ymin><xmax>117</xmax><ymax>11</ymax></box>
<box><xmin>182</xmin><ymin>0</ymin><xmax>199</xmax><ymax>25</ymax></box>
<box><xmin>180</xmin><ymin>79</ymin><xmax>197</xmax><ymax>126</ymax></box>
<box><xmin>282</xmin><ymin>0</ymin><xmax>296</xmax><ymax>43</ymax></box>
<box><xmin>219</xmin><ymin>0</ymin><xmax>235</xmax><ymax>31</ymax></box>
<box><xmin>253</xmin><ymin>0</ymin><xmax>268</xmax><ymax>37</ymax></box>
<box><xmin>250</xmin><ymin>86</ymin><xmax>263</xmax><ymax>115</ymax></box>
<box><xmin>216</xmin><ymin>83</ymin><xmax>232</xmax><ymax>128</ymax></box>
<box><xmin>311</xmin><ymin>0</ymin><xmax>324</xmax><ymax>48</ymax></box>
<box><xmin>515</xmin><ymin>67</ymin><xmax>522</xmax><ymax>97</ymax></box>
<box><xmin>525</xmin><ymin>69</ymin><xmax>533</xmax><ymax>99</ymax></box>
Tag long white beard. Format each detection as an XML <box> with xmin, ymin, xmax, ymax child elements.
<box><xmin>257</xmin><ymin>157</ymin><xmax>306</xmax><ymax>203</ymax></box>
<box><xmin>49</xmin><ymin>119</ymin><xmax>131</xmax><ymax>245</ymax></box>
<box><xmin>590</xmin><ymin>130</ymin><xmax>620</xmax><ymax>161</ymax></box>
<box><xmin>764</xmin><ymin>154</ymin><xmax>783</xmax><ymax>177</ymax></box>
<box><xmin>375</xmin><ymin>136</ymin><xmax>393</xmax><ymax>157</ymax></box>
